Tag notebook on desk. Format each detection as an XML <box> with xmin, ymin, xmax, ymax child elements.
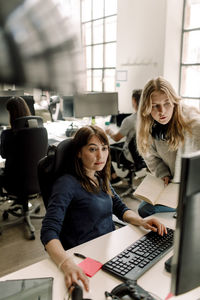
<box><xmin>0</xmin><ymin>277</ymin><xmax>53</xmax><ymax>300</ymax></box>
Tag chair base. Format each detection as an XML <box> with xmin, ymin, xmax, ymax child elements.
<box><xmin>0</xmin><ymin>197</ymin><xmax>44</xmax><ymax>240</ymax></box>
<box><xmin>119</xmin><ymin>186</ymin><xmax>136</xmax><ymax>198</ymax></box>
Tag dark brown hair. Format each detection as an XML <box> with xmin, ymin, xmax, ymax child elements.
<box><xmin>132</xmin><ymin>89</ymin><xmax>142</xmax><ymax>107</ymax></box>
<box><xmin>6</xmin><ymin>96</ymin><xmax>31</xmax><ymax>128</ymax></box>
<box><xmin>72</xmin><ymin>125</ymin><xmax>112</xmax><ymax>194</ymax></box>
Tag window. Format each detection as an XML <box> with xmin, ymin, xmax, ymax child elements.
<box><xmin>180</xmin><ymin>0</ymin><xmax>200</xmax><ymax>109</ymax></box>
<box><xmin>81</xmin><ymin>0</ymin><xmax>117</xmax><ymax>92</ymax></box>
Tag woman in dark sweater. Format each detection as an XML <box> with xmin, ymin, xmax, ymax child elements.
<box><xmin>41</xmin><ymin>125</ymin><xmax>167</xmax><ymax>292</ymax></box>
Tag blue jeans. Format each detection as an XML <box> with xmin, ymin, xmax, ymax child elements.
<box><xmin>138</xmin><ymin>201</ymin><xmax>176</xmax><ymax>218</ymax></box>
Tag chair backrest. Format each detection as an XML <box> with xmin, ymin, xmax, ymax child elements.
<box><xmin>3</xmin><ymin>117</ymin><xmax>48</xmax><ymax>197</ymax></box>
<box><xmin>13</xmin><ymin>116</ymin><xmax>43</xmax><ymax>129</ymax></box>
<box><xmin>38</xmin><ymin>138</ymin><xmax>74</xmax><ymax>209</ymax></box>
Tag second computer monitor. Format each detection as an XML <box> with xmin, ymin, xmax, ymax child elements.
<box><xmin>73</xmin><ymin>92</ymin><xmax>118</xmax><ymax>118</ymax></box>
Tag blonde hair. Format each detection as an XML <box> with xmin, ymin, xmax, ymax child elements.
<box><xmin>137</xmin><ymin>76</ymin><xmax>193</xmax><ymax>155</ymax></box>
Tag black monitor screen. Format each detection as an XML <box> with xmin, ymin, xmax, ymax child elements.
<box><xmin>0</xmin><ymin>97</ymin><xmax>9</xmax><ymax>126</ymax></box>
<box><xmin>171</xmin><ymin>150</ymin><xmax>200</xmax><ymax>295</ymax></box>
<box><xmin>62</xmin><ymin>96</ymin><xmax>74</xmax><ymax>118</ymax></box>
<box><xmin>0</xmin><ymin>96</ymin><xmax>35</xmax><ymax>126</ymax></box>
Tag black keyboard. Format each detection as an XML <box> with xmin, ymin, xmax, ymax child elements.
<box><xmin>102</xmin><ymin>228</ymin><xmax>174</xmax><ymax>281</ymax></box>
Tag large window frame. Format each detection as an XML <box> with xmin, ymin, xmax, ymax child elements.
<box><xmin>180</xmin><ymin>0</ymin><xmax>200</xmax><ymax>109</ymax></box>
<box><xmin>80</xmin><ymin>0</ymin><xmax>117</xmax><ymax>92</ymax></box>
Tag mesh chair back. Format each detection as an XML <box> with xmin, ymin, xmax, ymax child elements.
<box><xmin>38</xmin><ymin>138</ymin><xmax>74</xmax><ymax>209</ymax></box>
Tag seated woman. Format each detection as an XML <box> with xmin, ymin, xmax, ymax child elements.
<box><xmin>40</xmin><ymin>125</ymin><xmax>167</xmax><ymax>292</ymax></box>
<box><xmin>136</xmin><ymin>76</ymin><xmax>200</xmax><ymax>217</ymax></box>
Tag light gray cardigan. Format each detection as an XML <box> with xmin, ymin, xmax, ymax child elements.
<box><xmin>144</xmin><ymin>106</ymin><xmax>200</xmax><ymax>183</ymax></box>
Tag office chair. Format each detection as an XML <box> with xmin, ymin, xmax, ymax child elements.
<box><xmin>110</xmin><ymin>137</ymin><xmax>146</xmax><ymax>198</ymax></box>
<box><xmin>38</xmin><ymin>138</ymin><xmax>74</xmax><ymax>209</ymax></box>
<box><xmin>0</xmin><ymin>116</ymin><xmax>48</xmax><ymax>240</ymax></box>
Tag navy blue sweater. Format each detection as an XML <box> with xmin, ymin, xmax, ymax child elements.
<box><xmin>41</xmin><ymin>174</ymin><xmax>129</xmax><ymax>250</ymax></box>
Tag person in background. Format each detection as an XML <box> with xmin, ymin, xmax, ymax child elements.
<box><xmin>40</xmin><ymin>125</ymin><xmax>167</xmax><ymax>292</ymax></box>
<box><xmin>106</xmin><ymin>89</ymin><xmax>146</xmax><ymax>185</ymax></box>
<box><xmin>0</xmin><ymin>97</ymin><xmax>31</xmax><ymax>193</ymax></box>
<box><xmin>136</xmin><ymin>76</ymin><xmax>200</xmax><ymax>217</ymax></box>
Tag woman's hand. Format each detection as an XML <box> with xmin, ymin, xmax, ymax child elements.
<box><xmin>105</xmin><ymin>128</ymin><xmax>113</xmax><ymax>136</ymax></box>
<box><xmin>61</xmin><ymin>257</ymin><xmax>89</xmax><ymax>292</ymax></box>
<box><xmin>123</xmin><ymin>210</ymin><xmax>167</xmax><ymax>235</ymax></box>
<box><xmin>140</xmin><ymin>218</ymin><xmax>168</xmax><ymax>236</ymax></box>
<box><xmin>162</xmin><ymin>176</ymin><xmax>171</xmax><ymax>186</ymax></box>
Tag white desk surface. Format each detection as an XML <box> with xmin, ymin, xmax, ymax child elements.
<box><xmin>1</xmin><ymin>213</ymin><xmax>200</xmax><ymax>300</ymax></box>
<box><xmin>44</xmin><ymin>119</ymin><xmax>121</xmax><ymax>143</ymax></box>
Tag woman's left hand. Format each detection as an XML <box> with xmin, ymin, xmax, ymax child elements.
<box><xmin>140</xmin><ymin>218</ymin><xmax>168</xmax><ymax>236</ymax></box>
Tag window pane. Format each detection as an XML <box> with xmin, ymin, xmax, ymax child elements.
<box><xmin>87</xmin><ymin>70</ymin><xmax>92</xmax><ymax>91</ymax></box>
<box><xmin>104</xmin><ymin>69</ymin><xmax>116</xmax><ymax>91</ymax></box>
<box><xmin>82</xmin><ymin>22</ymin><xmax>92</xmax><ymax>46</ymax></box>
<box><xmin>81</xmin><ymin>0</ymin><xmax>92</xmax><ymax>22</ymax></box>
<box><xmin>93</xmin><ymin>45</ymin><xmax>103</xmax><ymax>68</ymax></box>
<box><xmin>182</xmin><ymin>98</ymin><xmax>200</xmax><ymax>110</ymax></box>
<box><xmin>180</xmin><ymin>66</ymin><xmax>200</xmax><ymax>98</ymax></box>
<box><xmin>105</xmin><ymin>43</ymin><xmax>116</xmax><ymax>67</ymax></box>
<box><xmin>105</xmin><ymin>16</ymin><xmax>117</xmax><ymax>42</ymax></box>
<box><xmin>93</xmin><ymin>70</ymin><xmax>102</xmax><ymax>91</ymax></box>
<box><xmin>85</xmin><ymin>46</ymin><xmax>91</xmax><ymax>68</ymax></box>
<box><xmin>184</xmin><ymin>1</ymin><xmax>200</xmax><ymax>29</ymax></box>
<box><xmin>105</xmin><ymin>0</ymin><xmax>117</xmax><ymax>16</ymax></box>
<box><xmin>93</xmin><ymin>19</ymin><xmax>103</xmax><ymax>44</ymax></box>
<box><xmin>182</xmin><ymin>31</ymin><xmax>200</xmax><ymax>63</ymax></box>
<box><xmin>92</xmin><ymin>0</ymin><xmax>104</xmax><ymax>19</ymax></box>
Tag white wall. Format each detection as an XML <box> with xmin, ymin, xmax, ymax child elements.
<box><xmin>116</xmin><ymin>0</ymin><xmax>183</xmax><ymax>113</ymax></box>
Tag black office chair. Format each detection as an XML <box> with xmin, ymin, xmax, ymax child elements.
<box><xmin>0</xmin><ymin>116</ymin><xmax>48</xmax><ymax>239</ymax></box>
<box><xmin>38</xmin><ymin>138</ymin><xmax>74</xmax><ymax>209</ymax></box>
<box><xmin>110</xmin><ymin>136</ymin><xmax>146</xmax><ymax>198</ymax></box>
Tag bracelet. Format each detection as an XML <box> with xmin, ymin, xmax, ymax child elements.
<box><xmin>58</xmin><ymin>256</ymin><xmax>70</xmax><ymax>270</ymax></box>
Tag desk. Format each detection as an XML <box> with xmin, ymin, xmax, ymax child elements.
<box><xmin>44</xmin><ymin>119</ymin><xmax>122</xmax><ymax>145</ymax></box>
<box><xmin>1</xmin><ymin>213</ymin><xmax>199</xmax><ymax>300</ymax></box>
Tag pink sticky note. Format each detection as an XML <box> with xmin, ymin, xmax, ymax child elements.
<box><xmin>78</xmin><ymin>257</ymin><xmax>103</xmax><ymax>277</ymax></box>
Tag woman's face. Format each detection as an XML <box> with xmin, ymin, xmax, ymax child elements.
<box><xmin>150</xmin><ymin>91</ymin><xmax>174</xmax><ymax>125</ymax></box>
<box><xmin>78</xmin><ymin>135</ymin><xmax>109</xmax><ymax>176</ymax></box>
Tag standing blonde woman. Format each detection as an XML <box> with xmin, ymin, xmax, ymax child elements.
<box><xmin>136</xmin><ymin>76</ymin><xmax>200</xmax><ymax>217</ymax></box>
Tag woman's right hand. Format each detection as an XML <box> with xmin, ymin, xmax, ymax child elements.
<box><xmin>61</xmin><ymin>257</ymin><xmax>89</xmax><ymax>292</ymax></box>
<box><xmin>162</xmin><ymin>176</ymin><xmax>171</xmax><ymax>186</ymax></box>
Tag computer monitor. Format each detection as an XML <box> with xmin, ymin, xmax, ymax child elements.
<box><xmin>73</xmin><ymin>92</ymin><xmax>118</xmax><ymax>118</ymax></box>
<box><xmin>171</xmin><ymin>150</ymin><xmax>200</xmax><ymax>295</ymax></box>
<box><xmin>0</xmin><ymin>96</ymin><xmax>35</xmax><ymax>126</ymax></box>
<box><xmin>0</xmin><ymin>97</ymin><xmax>10</xmax><ymax>126</ymax></box>
<box><xmin>61</xmin><ymin>96</ymin><xmax>74</xmax><ymax>118</ymax></box>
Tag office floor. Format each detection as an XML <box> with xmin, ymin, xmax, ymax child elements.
<box><xmin>0</xmin><ymin>176</ymin><xmax>142</xmax><ymax>278</ymax></box>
